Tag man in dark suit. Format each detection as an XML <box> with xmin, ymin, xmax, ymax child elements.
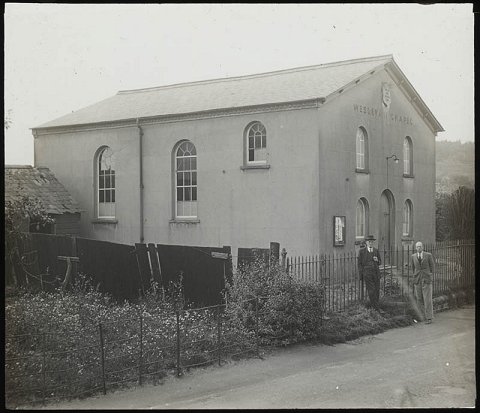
<box><xmin>410</xmin><ymin>241</ymin><xmax>435</xmax><ymax>323</ymax></box>
<box><xmin>358</xmin><ymin>235</ymin><xmax>382</xmax><ymax>310</ymax></box>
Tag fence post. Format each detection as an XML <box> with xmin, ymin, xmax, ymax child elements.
<box><xmin>138</xmin><ymin>314</ymin><xmax>143</xmax><ymax>386</ymax></box>
<box><xmin>217</xmin><ymin>307</ymin><xmax>222</xmax><ymax>366</ymax></box>
<box><xmin>281</xmin><ymin>248</ymin><xmax>287</xmax><ymax>270</ymax></box>
<box><xmin>255</xmin><ymin>296</ymin><xmax>260</xmax><ymax>359</ymax></box>
<box><xmin>99</xmin><ymin>323</ymin><xmax>106</xmax><ymax>395</ymax></box>
<box><xmin>270</xmin><ymin>242</ymin><xmax>280</xmax><ymax>266</ymax></box>
<box><xmin>175</xmin><ymin>308</ymin><xmax>182</xmax><ymax>377</ymax></box>
<box><xmin>42</xmin><ymin>333</ymin><xmax>46</xmax><ymax>406</ymax></box>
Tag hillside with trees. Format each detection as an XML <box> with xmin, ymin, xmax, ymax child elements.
<box><xmin>436</xmin><ymin>140</ymin><xmax>474</xmax><ymax>193</ymax></box>
<box><xmin>435</xmin><ymin>140</ymin><xmax>475</xmax><ymax>241</ymax></box>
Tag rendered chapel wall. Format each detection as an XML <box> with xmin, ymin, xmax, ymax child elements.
<box><xmin>34</xmin><ymin>107</ymin><xmax>321</xmax><ymax>256</ymax></box>
<box><xmin>316</xmin><ymin>70</ymin><xmax>436</xmax><ymax>253</ymax></box>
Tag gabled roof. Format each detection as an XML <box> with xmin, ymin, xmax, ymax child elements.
<box><xmin>33</xmin><ymin>55</ymin><xmax>443</xmax><ymax>133</ymax></box>
<box><xmin>5</xmin><ymin>165</ymin><xmax>82</xmax><ymax>215</ymax></box>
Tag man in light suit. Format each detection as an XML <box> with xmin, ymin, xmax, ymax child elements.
<box><xmin>358</xmin><ymin>235</ymin><xmax>382</xmax><ymax>310</ymax></box>
<box><xmin>410</xmin><ymin>241</ymin><xmax>435</xmax><ymax>323</ymax></box>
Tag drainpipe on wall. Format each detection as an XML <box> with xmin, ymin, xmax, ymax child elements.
<box><xmin>136</xmin><ymin>118</ymin><xmax>145</xmax><ymax>243</ymax></box>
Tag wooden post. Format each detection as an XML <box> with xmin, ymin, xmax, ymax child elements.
<box><xmin>58</xmin><ymin>256</ymin><xmax>80</xmax><ymax>292</ymax></box>
<box><xmin>270</xmin><ymin>242</ymin><xmax>280</xmax><ymax>266</ymax></box>
<box><xmin>281</xmin><ymin>248</ymin><xmax>287</xmax><ymax>270</ymax></box>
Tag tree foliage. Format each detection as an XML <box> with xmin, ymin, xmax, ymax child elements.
<box><xmin>5</xmin><ymin>196</ymin><xmax>54</xmax><ymax>285</ymax></box>
<box><xmin>436</xmin><ymin>186</ymin><xmax>475</xmax><ymax>241</ymax></box>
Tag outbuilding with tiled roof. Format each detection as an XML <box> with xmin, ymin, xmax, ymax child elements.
<box><xmin>5</xmin><ymin>165</ymin><xmax>82</xmax><ymax>235</ymax></box>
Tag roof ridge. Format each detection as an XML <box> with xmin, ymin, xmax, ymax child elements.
<box><xmin>118</xmin><ymin>54</ymin><xmax>394</xmax><ymax>95</ymax></box>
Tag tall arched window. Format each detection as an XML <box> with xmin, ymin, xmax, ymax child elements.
<box><xmin>175</xmin><ymin>141</ymin><xmax>197</xmax><ymax>218</ymax></box>
<box><xmin>245</xmin><ymin>121</ymin><xmax>267</xmax><ymax>164</ymax></box>
<box><xmin>403</xmin><ymin>136</ymin><xmax>413</xmax><ymax>176</ymax></box>
<box><xmin>356</xmin><ymin>127</ymin><xmax>369</xmax><ymax>171</ymax></box>
<box><xmin>356</xmin><ymin>198</ymin><xmax>369</xmax><ymax>239</ymax></box>
<box><xmin>403</xmin><ymin>199</ymin><xmax>413</xmax><ymax>237</ymax></box>
<box><xmin>96</xmin><ymin>146</ymin><xmax>116</xmax><ymax>218</ymax></box>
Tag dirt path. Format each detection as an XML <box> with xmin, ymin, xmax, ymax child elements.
<box><xmin>41</xmin><ymin>305</ymin><xmax>475</xmax><ymax>409</ymax></box>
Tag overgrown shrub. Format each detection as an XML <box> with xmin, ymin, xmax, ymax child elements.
<box><xmin>224</xmin><ymin>256</ymin><xmax>326</xmax><ymax>346</ymax></box>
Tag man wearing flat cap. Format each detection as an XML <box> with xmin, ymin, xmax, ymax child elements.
<box><xmin>358</xmin><ymin>235</ymin><xmax>382</xmax><ymax>310</ymax></box>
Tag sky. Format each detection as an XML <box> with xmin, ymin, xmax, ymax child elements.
<box><xmin>4</xmin><ymin>3</ymin><xmax>475</xmax><ymax>165</ymax></box>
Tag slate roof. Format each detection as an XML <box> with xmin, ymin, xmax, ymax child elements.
<box><xmin>33</xmin><ymin>54</ymin><xmax>443</xmax><ymax>132</ymax></box>
<box><xmin>5</xmin><ymin>165</ymin><xmax>82</xmax><ymax>215</ymax></box>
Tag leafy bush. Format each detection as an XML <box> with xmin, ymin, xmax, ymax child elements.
<box><xmin>5</xmin><ymin>195</ymin><xmax>54</xmax><ymax>286</ymax></box>
<box><xmin>5</xmin><ymin>274</ymin><xmax>218</xmax><ymax>407</ymax></box>
<box><xmin>224</xmin><ymin>256</ymin><xmax>326</xmax><ymax>346</ymax></box>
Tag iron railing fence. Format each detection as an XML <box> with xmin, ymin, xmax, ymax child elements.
<box><xmin>6</xmin><ymin>240</ymin><xmax>474</xmax><ymax>407</ymax></box>
<box><xmin>286</xmin><ymin>240</ymin><xmax>475</xmax><ymax>312</ymax></box>
<box><xmin>5</xmin><ymin>297</ymin><xmax>266</xmax><ymax>408</ymax></box>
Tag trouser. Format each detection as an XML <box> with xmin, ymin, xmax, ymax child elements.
<box><xmin>414</xmin><ymin>280</ymin><xmax>433</xmax><ymax>321</ymax></box>
<box><xmin>364</xmin><ymin>272</ymin><xmax>380</xmax><ymax>309</ymax></box>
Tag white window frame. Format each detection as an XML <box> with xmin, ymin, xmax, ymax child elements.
<box><xmin>403</xmin><ymin>199</ymin><xmax>413</xmax><ymax>237</ymax></box>
<box><xmin>96</xmin><ymin>146</ymin><xmax>116</xmax><ymax>219</ymax></box>
<box><xmin>174</xmin><ymin>140</ymin><xmax>198</xmax><ymax>219</ymax></box>
<box><xmin>403</xmin><ymin>136</ymin><xmax>413</xmax><ymax>176</ymax></box>
<box><xmin>355</xmin><ymin>198</ymin><xmax>369</xmax><ymax>239</ymax></box>
<box><xmin>356</xmin><ymin>127</ymin><xmax>368</xmax><ymax>171</ymax></box>
<box><xmin>245</xmin><ymin>121</ymin><xmax>267</xmax><ymax>165</ymax></box>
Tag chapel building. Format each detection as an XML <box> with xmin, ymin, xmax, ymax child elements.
<box><xmin>32</xmin><ymin>55</ymin><xmax>443</xmax><ymax>258</ymax></box>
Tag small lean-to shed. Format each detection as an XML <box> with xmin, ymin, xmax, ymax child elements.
<box><xmin>5</xmin><ymin>165</ymin><xmax>83</xmax><ymax>235</ymax></box>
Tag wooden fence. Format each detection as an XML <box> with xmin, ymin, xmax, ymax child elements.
<box><xmin>286</xmin><ymin>239</ymin><xmax>475</xmax><ymax>312</ymax></box>
<box><xmin>13</xmin><ymin>233</ymin><xmax>233</xmax><ymax>306</ymax></box>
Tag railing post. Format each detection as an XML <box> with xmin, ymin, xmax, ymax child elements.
<box><xmin>138</xmin><ymin>314</ymin><xmax>143</xmax><ymax>386</ymax></box>
<box><xmin>255</xmin><ymin>296</ymin><xmax>260</xmax><ymax>358</ymax></box>
<box><xmin>176</xmin><ymin>308</ymin><xmax>182</xmax><ymax>377</ymax></box>
<box><xmin>42</xmin><ymin>333</ymin><xmax>46</xmax><ymax>406</ymax></box>
<box><xmin>217</xmin><ymin>306</ymin><xmax>222</xmax><ymax>366</ymax></box>
<box><xmin>99</xmin><ymin>323</ymin><xmax>106</xmax><ymax>395</ymax></box>
<box><xmin>382</xmin><ymin>248</ymin><xmax>386</xmax><ymax>297</ymax></box>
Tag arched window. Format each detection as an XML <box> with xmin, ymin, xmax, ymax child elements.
<box><xmin>245</xmin><ymin>121</ymin><xmax>267</xmax><ymax>164</ymax></box>
<box><xmin>175</xmin><ymin>141</ymin><xmax>197</xmax><ymax>218</ymax></box>
<box><xmin>403</xmin><ymin>199</ymin><xmax>413</xmax><ymax>237</ymax></box>
<box><xmin>403</xmin><ymin>136</ymin><xmax>413</xmax><ymax>176</ymax></box>
<box><xmin>356</xmin><ymin>127</ymin><xmax>369</xmax><ymax>171</ymax></box>
<box><xmin>96</xmin><ymin>146</ymin><xmax>116</xmax><ymax>218</ymax></box>
<box><xmin>356</xmin><ymin>198</ymin><xmax>369</xmax><ymax>239</ymax></box>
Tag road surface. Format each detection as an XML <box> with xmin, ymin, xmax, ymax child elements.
<box><xmin>43</xmin><ymin>305</ymin><xmax>475</xmax><ymax>409</ymax></box>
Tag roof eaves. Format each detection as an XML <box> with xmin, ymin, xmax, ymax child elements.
<box><xmin>32</xmin><ymin>98</ymin><xmax>323</xmax><ymax>133</ymax></box>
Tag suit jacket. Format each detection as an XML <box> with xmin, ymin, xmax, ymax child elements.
<box><xmin>410</xmin><ymin>252</ymin><xmax>435</xmax><ymax>284</ymax></box>
<box><xmin>358</xmin><ymin>247</ymin><xmax>381</xmax><ymax>279</ymax></box>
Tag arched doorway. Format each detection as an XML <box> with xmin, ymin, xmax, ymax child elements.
<box><xmin>379</xmin><ymin>190</ymin><xmax>395</xmax><ymax>265</ymax></box>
